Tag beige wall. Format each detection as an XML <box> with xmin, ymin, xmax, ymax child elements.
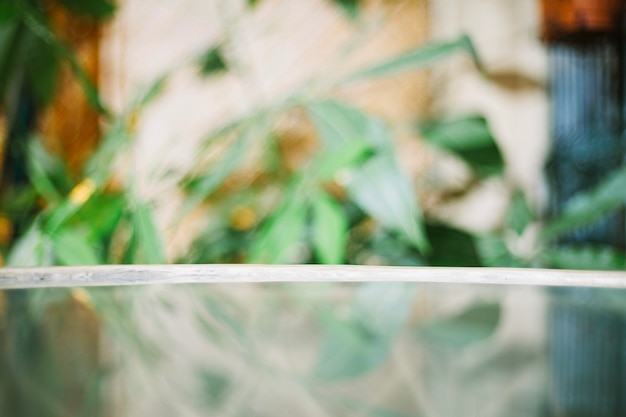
<box><xmin>430</xmin><ymin>0</ymin><xmax>549</xmax><ymax>232</ymax></box>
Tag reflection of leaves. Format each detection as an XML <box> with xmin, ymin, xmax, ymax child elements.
<box><xmin>543</xmin><ymin>165</ymin><xmax>626</xmax><ymax>241</ymax></box>
<box><xmin>198</xmin><ymin>46</ymin><xmax>227</xmax><ymax>77</ymax></box>
<box><xmin>541</xmin><ymin>245</ymin><xmax>626</xmax><ymax>271</ymax></box>
<box><xmin>314</xmin><ymin>283</ymin><xmax>415</xmax><ymax>380</ymax></box>
<box><xmin>312</xmin><ymin>192</ymin><xmax>348</xmax><ymax>264</ymax></box>
<box><xmin>308</xmin><ymin>101</ymin><xmax>428</xmax><ymax>253</ymax></box>
<box><xmin>343</xmin><ymin>35</ymin><xmax>480</xmax><ymax>83</ymax></box>
<box><xmin>198</xmin><ymin>369</ymin><xmax>231</xmax><ymax>408</ymax></box>
<box><xmin>420</xmin><ymin>116</ymin><xmax>503</xmax><ymax>178</ymax></box>
<box><xmin>419</xmin><ymin>302</ymin><xmax>501</xmax><ymax>348</ymax></box>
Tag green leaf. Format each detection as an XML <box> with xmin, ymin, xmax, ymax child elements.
<box><xmin>419</xmin><ymin>115</ymin><xmax>503</xmax><ymax>178</ymax></box>
<box><xmin>248</xmin><ymin>198</ymin><xmax>307</xmax><ymax>264</ymax></box>
<box><xmin>342</xmin><ymin>34</ymin><xmax>481</xmax><ymax>84</ymax></box>
<box><xmin>350</xmin><ymin>157</ymin><xmax>429</xmax><ymax>252</ymax></box>
<box><xmin>20</xmin><ymin>6</ymin><xmax>110</xmax><ymax>115</ymax></box>
<box><xmin>246</xmin><ymin>0</ymin><xmax>262</xmax><ymax>7</ymax></box>
<box><xmin>419</xmin><ymin>302</ymin><xmax>501</xmax><ymax>348</ymax></box>
<box><xmin>26</xmin><ymin>138</ymin><xmax>64</xmax><ymax>203</ymax></box>
<box><xmin>426</xmin><ymin>224</ymin><xmax>481</xmax><ymax>267</ymax></box>
<box><xmin>22</xmin><ymin>27</ymin><xmax>60</xmax><ymax>106</ymax></box>
<box><xmin>0</xmin><ymin>19</ymin><xmax>21</xmax><ymax>100</ymax></box>
<box><xmin>475</xmin><ymin>234</ymin><xmax>525</xmax><ymax>268</ymax></box>
<box><xmin>541</xmin><ymin>245</ymin><xmax>626</xmax><ymax>271</ymax></box>
<box><xmin>507</xmin><ymin>191</ymin><xmax>533</xmax><ymax>235</ymax></box>
<box><xmin>354</xmin><ymin>282</ymin><xmax>416</xmax><ymax>337</ymax></box>
<box><xmin>198</xmin><ymin>45</ymin><xmax>227</xmax><ymax>77</ymax></box>
<box><xmin>131</xmin><ymin>203</ymin><xmax>166</xmax><ymax>264</ymax></box>
<box><xmin>543</xmin><ymin>165</ymin><xmax>626</xmax><ymax>241</ymax></box>
<box><xmin>314</xmin><ymin>140</ymin><xmax>374</xmax><ymax>181</ymax></box>
<box><xmin>182</xmin><ymin>121</ymin><xmax>266</xmax><ymax>214</ymax></box>
<box><xmin>331</xmin><ymin>0</ymin><xmax>359</xmax><ymax>20</ymax></box>
<box><xmin>56</xmin><ymin>0</ymin><xmax>116</xmax><ymax>18</ymax></box>
<box><xmin>84</xmin><ymin>121</ymin><xmax>131</xmax><ymax>185</ymax></box>
<box><xmin>314</xmin><ymin>309</ymin><xmax>390</xmax><ymax>380</ymax></box>
<box><xmin>312</xmin><ymin>192</ymin><xmax>348</xmax><ymax>264</ymax></box>
<box><xmin>134</xmin><ymin>74</ymin><xmax>169</xmax><ymax>109</ymax></box>
<box><xmin>26</xmin><ymin>137</ymin><xmax>73</xmax><ymax>202</ymax></box>
<box><xmin>307</xmin><ymin>101</ymin><xmax>429</xmax><ymax>253</ymax></box>
<box><xmin>6</xmin><ymin>220</ymin><xmax>54</xmax><ymax>267</ymax></box>
<box><xmin>308</xmin><ymin>101</ymin><xmax>387</xmax><ymax>149</ymax></box>
<box><xmin>52</xmin><ymin>227</ymin><xmax>100</xmax><ymax>265</ymax></box>
<box><xmin>314</xmin><ymin>283</ymin><xmax>415</xmax><ymax>380</ymax></box>
<box><xmin>74</xmin><ymin>193</ymin><xmax>126</xmax><ymax>240</ymax></box>
<box><xmin>0</xmin><ymin>2</ymin><xmax>18</xmax><ymax>25</ymax></box>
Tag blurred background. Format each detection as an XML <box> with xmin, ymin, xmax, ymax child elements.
<box><xmin>1</xmin><ymin>0</ymin><xmax>626</xmax><ymax>416</ymax></box>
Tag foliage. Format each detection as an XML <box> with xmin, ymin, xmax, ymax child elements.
<box><xmin>1</xmin><ymin>0</ymin><xmax>626</xmax><ymax>416</ymax></box>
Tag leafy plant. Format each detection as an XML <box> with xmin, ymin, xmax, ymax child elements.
<box><xmin>3</xmin><ymin>1</ymin><xmax>626</xmax><ymax>416</ymax></box>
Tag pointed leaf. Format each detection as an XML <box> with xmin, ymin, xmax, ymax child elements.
<box><xmin>312</xmin><ymin>192</ymin><xmax>348</xmax><ymax>264</ymax></box>
<box><xmin>543</xmin><ymin>165</ymin><xmax>626</xmax><ymax>241</ymax></box>
<box><xmin>342</xmin><ymin>35</ymin><xmax>480</xmax><ymax>84</ymax></box>
<box><xmin>74</xmin><ymin>193</ymin><xmax>126</xmax><ymax>240</ymax></box>
<box><xmin>198</xmin><ymin>45</ymin><xmax>227</xmax><ymax>76</ymax></box>
<box><xmin>183</xmin><ymin>122</ymin><xmax>263</xmax><ymax>213</ymax></box>
<box><xmin>307</xmin><ymin>101</ymin><xmax>429</xmax><ymax>252</ymax></box>
<box><xmin>475</xmin><ymin>233</ymin><xmax>525</xmax><ymax>267</ymax></box>
<box><xmin>426</xmin><ymin>223</ymin><xmax>481</xmax><ymax>266</ymax></box>
<box><xmin>6</xmin><ymin>220</ymin><xmax>54</xmax><ymax>267</ymax></box>
<box><xmin>131</xmin><ymin>203</ymin><xmax>166</xmax><ymax>264</ymax></box>
<box><xmin>420</xmin><ymin>115</ymin><xmax>503</xmax><ymax>177</ymax></box>
<box><xmin>314</xmin><ymin>140</ymin><xmax>373</xmax><ymax>181</ymax></box>
<box><xmin>249</xmin><ymin>198</ymin><xmax>307</xmax><ymax>264</ymax></box>
<box><xmin>331</xmin><ymin>0</ymin><xmax>359</xmax><ymax>20</ymax></box>
<box><xmin>349</xmin><ymin>157</ymin><xmax>429</xmax><ymax>252</ymax></box>
<box><xmin>542</xmin><ymin>245</ymin><xmax>626</xmax><ymax>271</ymax></box>
<box><xmin>52</xmin><ymin>227</ymin><xmax>100</xmax><ymax>265</ymax></box>
<box><xmin>507</xmin><ymin>191</ymin><xmax>533</xmax><ymax>235</ymax></box>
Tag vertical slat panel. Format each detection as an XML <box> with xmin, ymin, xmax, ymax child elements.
<box><xmin>547</xmin><ymin>38</ymin><xmax>625</xmax><ymax>417</ymax></box>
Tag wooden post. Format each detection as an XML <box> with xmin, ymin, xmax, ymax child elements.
<box><xmin>541</xmin><ymin>1</ymin><xmax>626</xmax><ymax>415</ymax></box>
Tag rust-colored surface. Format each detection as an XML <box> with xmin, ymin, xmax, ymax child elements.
<box><xmin>541</xmin><ymin>0</ymin><xmax>624</xmax><ymax>41</ymax></box>
<box><xmin>38</xmin><ymin>3</ymin><xmax>101</xmax><ymax>174</ymax></box>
